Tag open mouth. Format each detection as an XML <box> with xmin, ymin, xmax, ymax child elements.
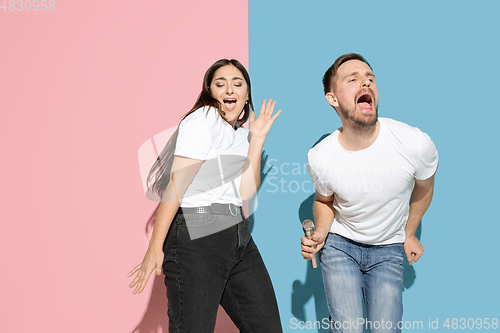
<box><xmin>356</xmin><ymin>92</ymin><xmax>373</xmax><ymax>111</ymax></box>
<box><xmin>223</xmin><ymin>98</ymin><xmax>237</xmax><ymax>111</ymax></box>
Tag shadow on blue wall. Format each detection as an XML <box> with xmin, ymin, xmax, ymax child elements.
<box><xmin>248</xmin><ymin>150</ymin><xmax>271</xmax><ymax>233</ymax></box>
<box><xmin>290</xmin><ymin>134</ymin><xmax>421</xmax><ymax>332</ymax></box>
<box><xmin>292</xmin><ymin>193</ymin><xmax>329</xmax><ymax>332</ymax></box>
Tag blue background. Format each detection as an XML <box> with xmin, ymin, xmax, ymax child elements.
<box><xmin>248</xmin><ymin>1</ymin><xmax>499</xmax><ymax>331</ymax></box>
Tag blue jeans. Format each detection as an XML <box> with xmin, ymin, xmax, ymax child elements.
<box><xmin>319</xmin><ymin>233</ymin><xmax>404</xmax><ymax>333</ymax></box>
<box><xmin>162</xmin><ymin>211</ymin><xmax>283</xmax><ymax>333</ymax></box>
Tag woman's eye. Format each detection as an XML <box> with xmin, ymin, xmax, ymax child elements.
<box><xmin>235</xmin><ymin>83</ymin><xmax>242</xmax><ymax>87</ymax></box>
<box><xmin>216</xmin><ymin>84</ymin><xmax>224</xmax><ymax>88</ymax></box>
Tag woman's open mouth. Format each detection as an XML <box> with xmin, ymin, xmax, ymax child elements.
<box><xmin>223</xmin><ymin>98</ymin><xmax>237</xmax><ymax>111</ymax></box>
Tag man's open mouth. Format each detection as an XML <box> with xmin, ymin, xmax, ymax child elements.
<box><xmin>223</xmin><ymin>98</ymin><xmax>237</xmax><ymax>111</ymax></box>
<box><xmin>356</xmin><ymin>92</ymin><xmax>373</xmax><ymax>110</ymax></box>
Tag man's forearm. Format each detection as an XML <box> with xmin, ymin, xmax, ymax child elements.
<box><xmin>313</xmin><ymin>197</ymin><xmax>335</xmax><ymax>234</ymax></box>
<box><xmin>406</xmin><ymin>176</ymin><xmax>435</xmax><ymax>237</ymax></box>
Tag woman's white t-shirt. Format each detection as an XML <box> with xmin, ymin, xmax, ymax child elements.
<box><xmin>175</xmin><ymin>106</ymin><xmax>249</xmax><ymax>208</ymax></box>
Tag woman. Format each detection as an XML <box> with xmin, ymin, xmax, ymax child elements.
<box><xmin>128</xmin><ymin>59</ymin><xmax>283</xmax><ymax>332</ymax></box>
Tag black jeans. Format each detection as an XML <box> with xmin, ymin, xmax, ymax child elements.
<box><xmin>162</xmin><ymin>210</ymin><xmax>283</xmax><ymax>333</ymax></box>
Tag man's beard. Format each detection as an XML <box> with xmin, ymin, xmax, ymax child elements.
<box><xmin>338</xmin><ymin>102</ymin><xmax>378</xmax><ymax>130</ymax></box>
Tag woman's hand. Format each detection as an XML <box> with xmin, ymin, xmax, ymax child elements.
<box><xmin>249</xmin><ymin>99</ymin><xmax>282</xmax><ymax>141</ymax></box>
<box><xmin>127</xmin><ymin>246</ymin><xmax>164</xmax><ymax>294</ymax></box>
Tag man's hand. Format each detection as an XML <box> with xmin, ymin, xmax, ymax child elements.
<box><xmin>301</xmin><ymin>230</ymin><xmax>327</xmax><ymax>260</ymax></box>
<box><xmin>404</xmin><ymin>235</ymin><xmax>424</xmax><ymax>265</ymax></box>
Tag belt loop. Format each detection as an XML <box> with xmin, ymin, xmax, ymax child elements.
<box><xmin>228</xmin><ymin>203</ymin><xmax>238</xmax><ymax>216</ymax></box>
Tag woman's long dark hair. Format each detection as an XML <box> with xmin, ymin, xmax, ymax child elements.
<box><xmin>183</xmin><ymin>58</ymin><xmax>254</xmax><ymax>127</ymax></box>
<box><xmin>146</xmin><ymin>59</ymin><xmax>253</xmax><ymax>201</ymax></box>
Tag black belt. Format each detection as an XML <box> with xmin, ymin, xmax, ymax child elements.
<box><xmin>179</xmin><ymin>203</ymin><xmax>242</xmax><ymax>216</ymax></box>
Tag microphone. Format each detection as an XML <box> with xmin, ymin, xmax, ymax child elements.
<box><xmin>302</xmin><ymin>219</ymin><xmax>318</xmax><ymax>268</ymax></box>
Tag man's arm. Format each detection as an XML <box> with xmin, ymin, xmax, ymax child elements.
<box><xmin>301</xmin><ymin>191</ymin><xmax>335</xmax><ymax>260</ymax></box>
<box><xmin>404</xmin><ymin>173</ymin><xmax>436</xmax><ymax>265</ymax></box>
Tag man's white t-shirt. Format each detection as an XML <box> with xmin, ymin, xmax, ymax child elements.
<box><xmin>174</xmin><ymin>106</ymin><xmax>249</xmax><ymax>208</ymax></box>
<box><xmin>307</xmin><ymin>118</ymin><xmax>439</xmax><ymax>245</ymax></box>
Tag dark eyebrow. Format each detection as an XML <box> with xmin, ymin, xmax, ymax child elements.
<box><xmin>214</xmin><ymin>76</ymin><xmax>244</xmax><ymax>81</ymax></box>
<box><xmin>343</xmin><ymin>71</ymin><xmax>375</xmax><ymax>80</ymax></box>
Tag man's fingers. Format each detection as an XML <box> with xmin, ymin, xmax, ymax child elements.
<box><xmin>412</xmin><ymin>251</ymin><xmax>423</xmax><ymax>262</ymax></box>
<box><xmin>403</xmin><ymin>248</ymin><xmax>412</xmax><ymax>265</ymax></box>
<box><xmin>301</xmin><ymin>248</ymin><xmax>315</xmax><ymax>259</ymax></box>
<box><xmin>301</xmin><ymin>243</ymin><xmax>315</xmax><ymax>253</ymax></box>
<box><xmin>301</xmin><ymin>235</ymin><xmax>316</xmax><ymax>246</ymax></box>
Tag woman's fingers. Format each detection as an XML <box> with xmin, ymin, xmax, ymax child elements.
<box><xmin>258</xmin><ymin>99</ymin><xmax>280</xmax><ymax>119</ymax></box>
<box><xmin>263</xmin><ymin>99</ymin><xmax>276</xmax><ymax>115</ymax></box>
<box><xmin>127</xmin><ymin>263</ymin><xmax>148</xmax><ymax>293</ymax></box>
<box><xmin>134</xmin><ymin>270</ymin><xmax>148</xmax><ymax>294</ymax></box>
<box><xmin>249</xmin><ymin>110</ymin><xmax>255</xmax><ymax>123</ymax></box>
<box><xmin>127</xmin><ymin>264</ymin><xmax>141</xmax><ymax>277</ymax></box>
<box><xmin>271</xmin><ymin>109</ymin><xmax>282</xmax><ymax>121</ymax></box>
<box><xmin>260</xmin><ymin>99</ymin><xmax>267</xmax><ymax>113</ymax></box>
<box><xmin>156</xmin><ymin>262</ymin><xmax>162</xmax><ymax>276</ymax></box>
<box><xmin>128</xmin><ymin>250</ymin><xmax>164</xmax><ymax>294</ymax></box>
<box><xmin>128</xmin><ymin>269</ymin><xmax>143</xmax><ymax>289</ymax></box>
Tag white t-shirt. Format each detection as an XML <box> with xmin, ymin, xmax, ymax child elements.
<box><xmin>307</xmin><ymin>118</ymin><xmax>439</xmax><ymax>245</ymax></box>
<box><xmin>175</xmin><ymin>106</ymin><xmax>249</xmax><ymax>207</ymax></box>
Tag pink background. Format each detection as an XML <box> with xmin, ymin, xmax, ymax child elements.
<box><xmin>0</xmin><ymin>1</ymin><xmax>247</xmax><ymax>332</ymax></box>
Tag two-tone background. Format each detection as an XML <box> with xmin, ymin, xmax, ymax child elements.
<box><xmin>1</xmin><ymin>1</ymin><xmax>498</xmax><ymax>332</ymax></box>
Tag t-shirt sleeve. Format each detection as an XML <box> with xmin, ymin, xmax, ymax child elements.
<box><xmin>415</xmin><ymin>131</ymin><xmax>439</xmax><ymax>180</ymax></box>
<box><xmin>174</xmin><ymin>109</ymin><xmax>213</xmax><ymax>160</ymax></box>
<box><xmin>308</xmin><ymin>155</ymin><xmax>333</xmax><ymax>197</ymax></box>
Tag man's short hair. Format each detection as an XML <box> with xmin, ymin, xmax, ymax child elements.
<box><xmin>322</xmin><ymin>53</ymin><xmax>372</xmax><ymax>95</ymax></box>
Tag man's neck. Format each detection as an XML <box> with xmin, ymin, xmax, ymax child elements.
<box><xmin>338</xmin><ymin>120</ymin><xmax>380</xmax><ymax>151</ymax></box>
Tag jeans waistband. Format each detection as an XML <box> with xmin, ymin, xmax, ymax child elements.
<box><xmin>178</xmin><ymin>203</ymin><xmax>242</xmax><ymax>216</ymax></box>
<box><xmin>330</xmin><ymin>232</ymin><xmax>403</xmax><ymax>248</ymax></box>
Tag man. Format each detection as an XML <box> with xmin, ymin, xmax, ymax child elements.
<box><xmin>301</xmin><ymin>53</ymin><xmax>438</xmax><ymax>333</ymax></box>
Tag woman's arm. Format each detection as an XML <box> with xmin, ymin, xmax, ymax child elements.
<box><xmin>128</xmin><ymin>156</ymin><xmax>202</xmax><ymax>294</ymax></box>
<box><xmin>240</xmin><ymin>99</ymin><xmax>281</xmax><ymax>200</ymax></box>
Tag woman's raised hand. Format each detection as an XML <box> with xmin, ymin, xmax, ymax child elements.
<box><xmin>249</xmin><ymin>99</ymin><xmax>282</xmax><ymax>141</ymax></box>
<box><xmin>127</xmin><ymin>247</ymin><xmax>164</xmax><ymax>294</ymax></box>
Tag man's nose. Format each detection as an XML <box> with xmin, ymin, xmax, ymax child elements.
<box><xmin>362</xmin><ymin>77</ymin><xmax>371</xmax><ymax>87</ymax></box>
